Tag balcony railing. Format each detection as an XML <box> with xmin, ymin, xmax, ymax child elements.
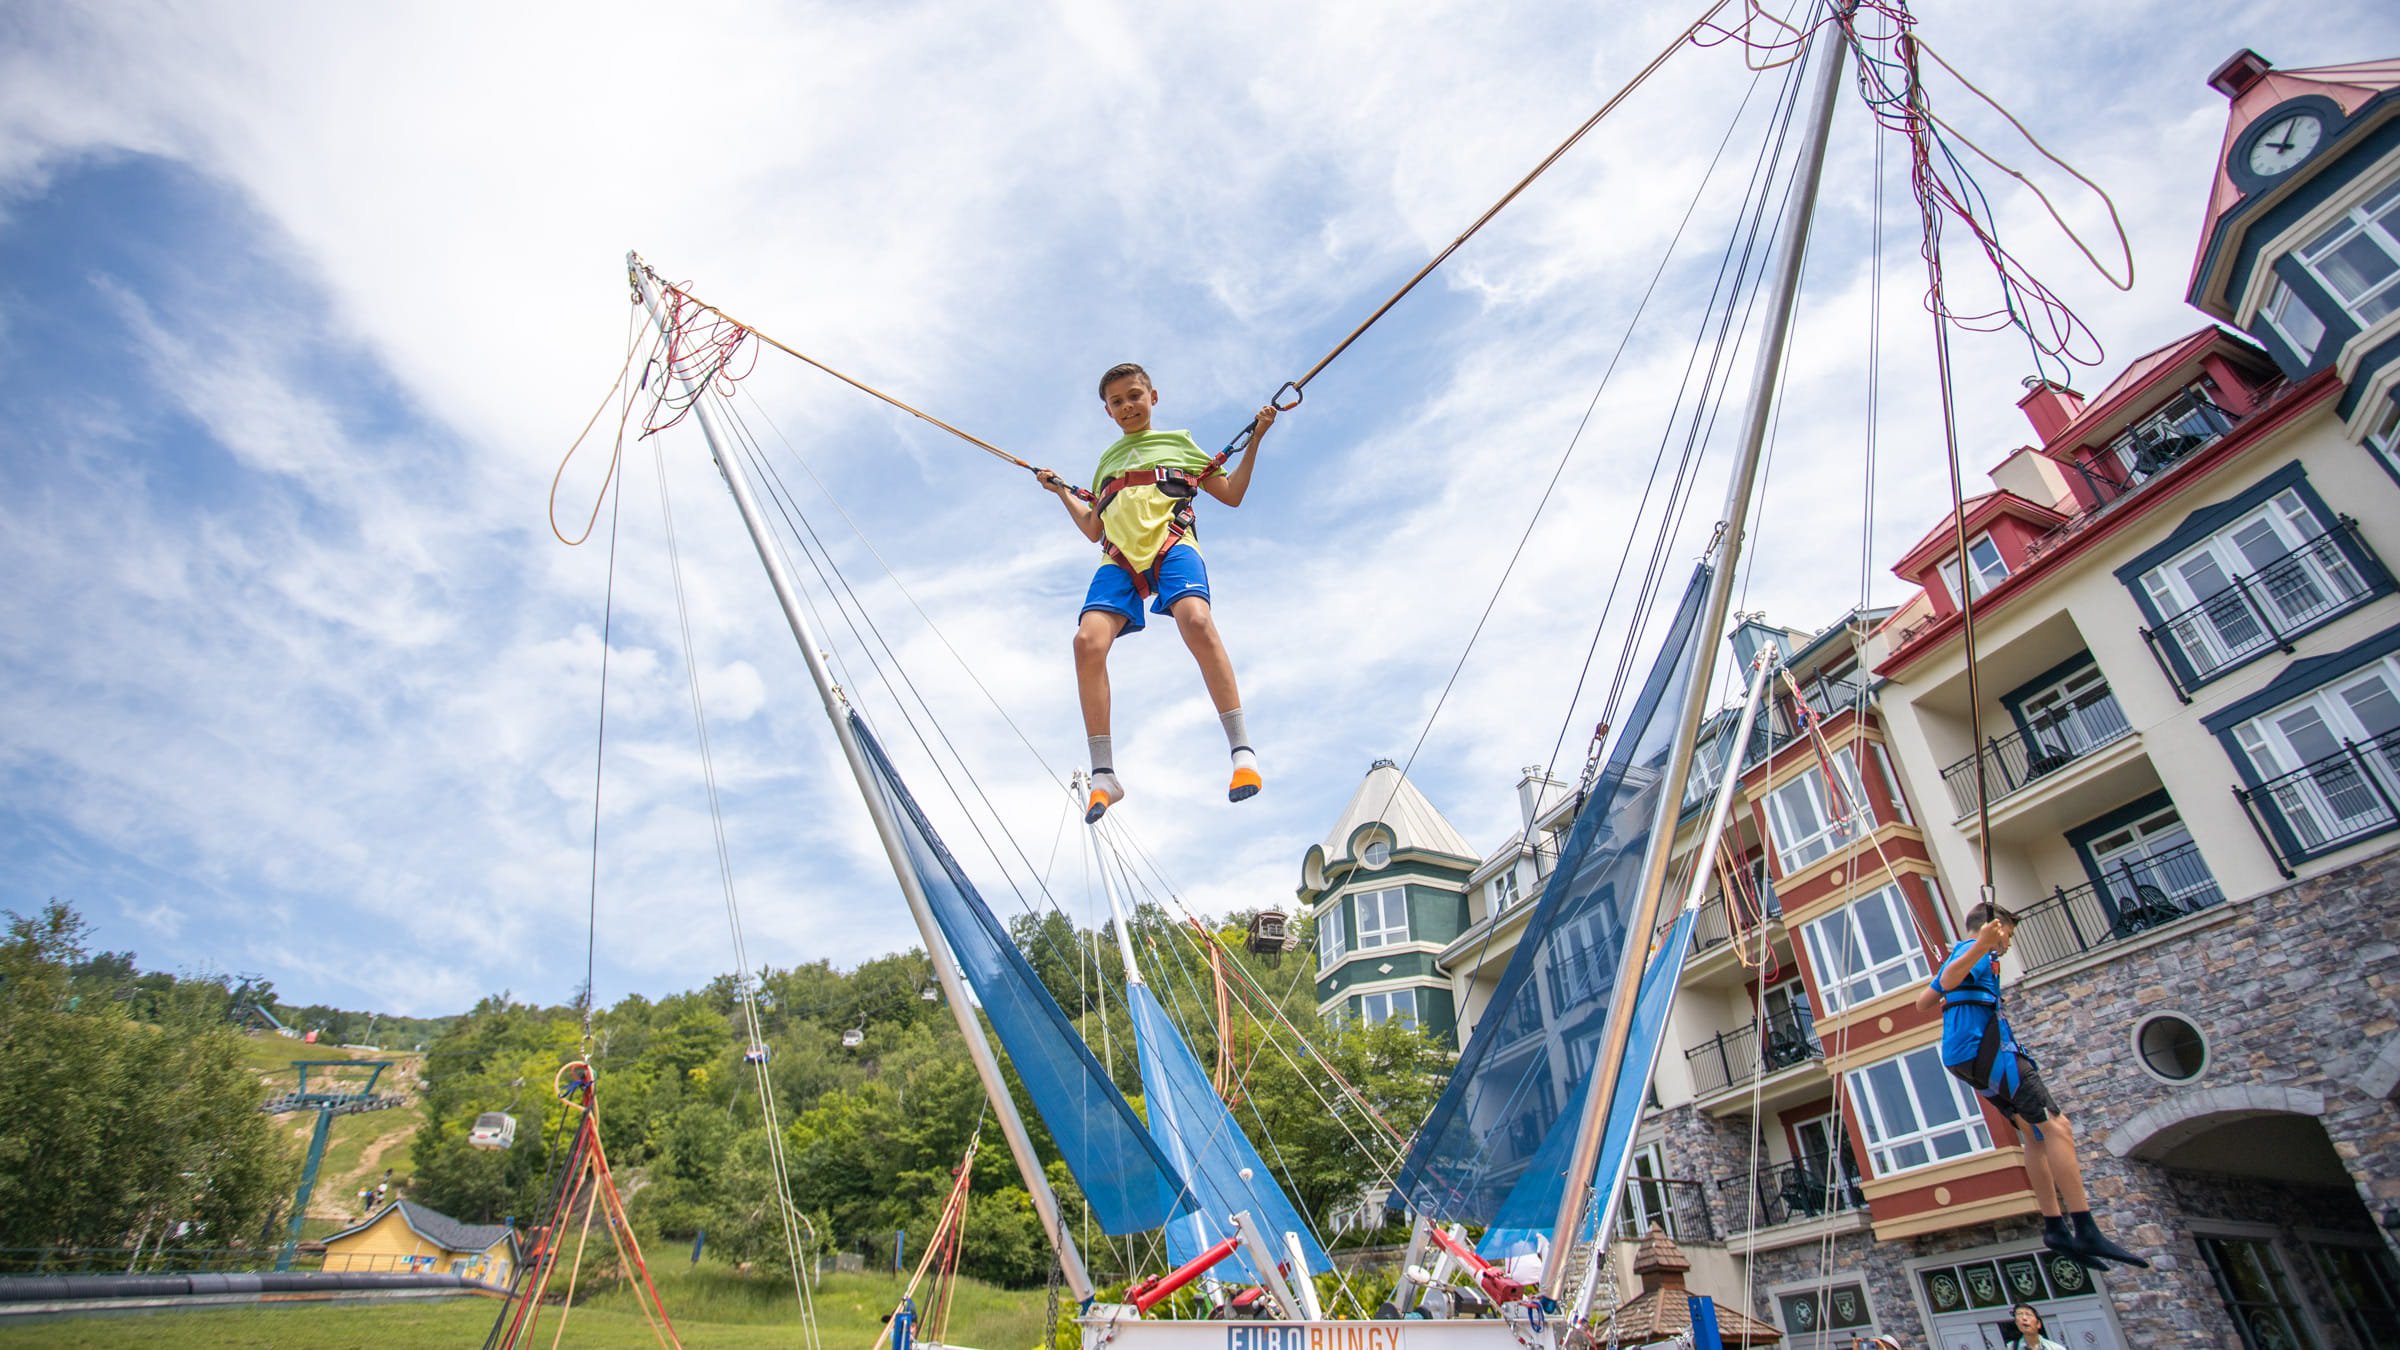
<box><xmin>1939</xmin><ymin>683</ymin><xmax>2131</xmax><ymax>818</ymax></box>
<box><xmin>1615</xmin><ymin>1175</ymin><xmax>1721</xmax><ymax>1246</ymax></box>
<box><xmin>1685</xmin><ymin>1009</ymin><xmax>1822</xmax><ymax>1097</ymax></box>
<box><xmin>1713</xmin><ymin>1158</ymin><xmax>1867</xmax><ymax>1232</ymax></box>
<box><xmin>2027</xmin><ymin>389</ymin><xmax>2237</xmax><ymax>564</ymax></box>
<box><xmin>2236</xmin><ymin>728</ymin><xmax>2400</xmax><ymax>876</ymax></box>
<box><xmin>1691</xmin><ymin>874</ymin><xmax>1779</xmax><ymax>954</ymax></box>
<box><xmin>1894</xmin><ymin>390</ymin><xmax>2239</xmax><ymax>657</ymax></box>
<box><xmin>2140</xmin><ymin>518</ymin><xmax>2387</xmax><ymax>700</ymax></box>
<box><xmin>1684</xmin><ymin>677</ymin><xmax>1877</xmax><ymax>810</ymax></box>
<box><xmin>2012</xmin><ymin>840</ymin><xmax>2226</xmax><ymax>975</ymax></box>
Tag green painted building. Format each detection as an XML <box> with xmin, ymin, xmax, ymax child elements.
<box><xmin>1299</xmin><ymin>759</ymin><xmax>1480</xmax><ymax>1046</ymax></box>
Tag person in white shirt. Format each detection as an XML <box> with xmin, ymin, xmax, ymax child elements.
<box><xmin>2009</xmin><ymin>1303</ymin><xmax>2068</xmax><ymax>1350</ymax></box>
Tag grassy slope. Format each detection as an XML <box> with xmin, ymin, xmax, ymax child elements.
<box><xmin>0</xmin><ymin>1268</ymin><xmax>1050</xmax><ymax>1350</ymax></box>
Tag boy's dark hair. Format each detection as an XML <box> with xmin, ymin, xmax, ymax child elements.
<box><xmin>1098</xmin><ymin>363</ymin><xmax>1151</xmax><ymax>397</ymax></box>
<box><xmin>1964</xmin><ymin>901</ymin><xmax>2021</xmax><ymax>930</ymax></box>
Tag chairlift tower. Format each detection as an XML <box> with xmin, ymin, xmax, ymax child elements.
<box><xmin>266</xmin><ymin>1058</ymin><xmax>396</xmax><ymax>1271</ymax></box>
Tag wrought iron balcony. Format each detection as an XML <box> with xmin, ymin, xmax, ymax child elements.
<box><xmin>1691</xmin><ymin>874</ymin><xmax>1778</xmax><ymax>955</ymax></box>
<box><xmin>2027</xmin><ymin>388</ymin><xmax>2238</xmax><ymax>564</ymax></box>
<box><xmin>1614</xmin><ymin>1175</ymin><xmax>1721</xmax><ymax>1246</ymax></box>
<box><xmin>2011</xmin><ymin>841</ymin><xmax>2226</xmax><ymax>975</ymax></box>
<box><xmin>1683</xmin><ymin>677</ymin><xmax>1876</xmax><ymax>811</ymax></box>
<box><xmin>1714</xmin><ymin>1158</ymin><xmax>1867</xmax><ymax>1231</ymax></box>
<box><xmin>2236</xmin><ymin>727</ymin><xmax>2400</xmax><ymax>875</ymax></box>
<box><xmin>2139</xmin><ymin>519</ymin><xmax>2386</xmax><ymax>700</ymax></box>
<box><xmin>1684</xmin><ymin>1009</ymin><xmax>1822</xmax><ymax>1097</ymax></box>
<box><xmin>1939</xmin><ymin>683</ymin><xmax>2131</xmax><ymax>819</ymax></box>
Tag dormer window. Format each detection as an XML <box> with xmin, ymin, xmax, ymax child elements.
<box><xmin>1936</xmin><ymin>534</ymin><xmax>2009</xmax><ymax>607</ymax></box>
<box><xmin>1492</xmin><ymin>868</ymin><xmax>1520</xmax><ymax>911</ymax></box>
<box><xmin>2261</xmin><ymin>276</ymin><xmax>2327</xmax><ymax>362</ymax></box>
<box><xmin>2297</xmin><ymin>179</ymin><xmax>2400</xmax><ymax>328</ymax></box>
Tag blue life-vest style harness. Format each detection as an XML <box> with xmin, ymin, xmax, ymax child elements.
<box><xmin>1937</xmin><ymin>944</ymin><xmax>2042</xmax><ymax>1134</ymax></box>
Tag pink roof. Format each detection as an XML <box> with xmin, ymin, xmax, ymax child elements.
<box><xmin>2042</xmin><ymin>328</ymin><xmax>2220</xmax><ymax>448</ymax></box>
<box><xmin>2194</xmin><ymin>57</ymin><xmax>2400</xmax><ymax>295</ymax></box>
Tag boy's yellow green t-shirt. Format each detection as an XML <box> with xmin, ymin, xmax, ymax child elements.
<box><xmin>1092</xmin><ymin>429</ymin><xmax>1216</xmax><ymax>572</ymax></box>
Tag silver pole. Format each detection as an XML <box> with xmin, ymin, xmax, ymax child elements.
<box><xmin>1089</xmin><ymin>819</ymin><xmax>1220</xmax><ymax>1305</ymax></box>
<box><xmin>628</xmin><ymin>254</ymin><xmax>1094</xmax><ymax>1302</ymax></box>
<box><xmin>1542</xmin><ymin>7</ymin><xmax>1853</xmax><ymax>1285</ymax></box>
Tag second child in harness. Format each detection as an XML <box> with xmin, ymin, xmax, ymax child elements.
<box><xmin>1037</xmin><ymin>363</ymin><xmax>1275</xmax><ymax>823</ymax></box>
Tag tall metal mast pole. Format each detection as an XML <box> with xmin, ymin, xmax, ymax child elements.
<box><xmin>1542</xmin><ymin>8</ymin><xmax>1853</xmax><ymax>1285</ymax></box>
<box><xmin>629</xmin><ymin>256</ymin><xmax>1094</xmax><ymax>1302</ymax></box>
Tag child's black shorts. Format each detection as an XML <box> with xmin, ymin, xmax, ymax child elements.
<box><xmin>1982</xmin><ymin>1053</ymin><xmax>2057</xmax><ymax>1127</ymax></box>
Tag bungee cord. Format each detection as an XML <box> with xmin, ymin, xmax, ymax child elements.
<box><xmin>552</xmin><ymin>0</ymin><xmax>2157</xmax><ymax>1325</ymax></box>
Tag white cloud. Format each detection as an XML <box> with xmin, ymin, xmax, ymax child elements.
<box><xmin>3</xmin><ymin>0</ymin><xmax>2396</xmax><ymax>1015</ymax></box>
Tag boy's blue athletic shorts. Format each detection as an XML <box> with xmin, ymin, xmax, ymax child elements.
<box><xmin>1080</xmin><ymin>544</ymin><xmax>1209</xmax><ymax>633</ymax></box>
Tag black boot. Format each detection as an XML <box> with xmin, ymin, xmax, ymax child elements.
<box><xmin>2043</xmin><ymin>1214</ymin><xmax>2108</xmax><ymax>1271</ymax></box>
<box><xmin>2069</xmin><ymin>1210</ymin><xmax>2150</xmax><ymax>1268</ymax></box>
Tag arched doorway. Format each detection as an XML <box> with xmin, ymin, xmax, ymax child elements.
<box><xmin>2110</xmin><ymin>1090</ymin><xmax>2399</xmax><ymax>1347</ymax></box>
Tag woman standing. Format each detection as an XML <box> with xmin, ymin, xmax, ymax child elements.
<box><xmin>2010</xmin><ymin>1303</ymin><xmax>2068</xmax><ymax>1350</ymax></box>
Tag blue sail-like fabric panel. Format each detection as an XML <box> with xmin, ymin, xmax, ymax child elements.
<box><xmin>1477</xmin><ymin>907</ymin><xmax>1698</xmax><ymax>1259</ymax></box>
<box><xmin>1391</xmin><ymin>563</ymin><xmax>1710</xmax><ymax>1226</ymax></box>
<box><xmin>851</xmin><ymin>713</ymin><xmax>1193</xmax><ymax>1234</ymax></box>
<box><xmin>1128</xmin><ymin>982</ymin><xmax>1329</xmax><ymax>1280</ymax></box>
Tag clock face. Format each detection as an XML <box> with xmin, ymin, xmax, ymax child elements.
<box><xmin>2247</xmin><ymin>112</ymin><xmax>2323</xmax><ymax>177</ymax></box>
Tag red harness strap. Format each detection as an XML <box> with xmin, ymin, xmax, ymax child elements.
<box><xmin>1094</xmin><ymin>465</ymin><xmax>1220</xmax><ymax>600</ymax></box>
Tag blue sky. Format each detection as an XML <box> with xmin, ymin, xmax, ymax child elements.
<box><xmin>4</xmin><ymin>2</ymin><xmax>2395</xmax><ymax>1017</ymax></box>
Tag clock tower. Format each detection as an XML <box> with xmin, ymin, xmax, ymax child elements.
<box><xmin>2186</xmin><ymin>50</ymin><xmax>2400</xmax><ymax>456</ymax></box>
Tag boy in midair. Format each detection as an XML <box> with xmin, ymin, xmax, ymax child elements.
<box><xmin>1037</xmin><ymin>364</ymin><xmax>1272</xmax><ymax>822</ymax></box>
<box><xmin>1915</xmin><ymin>903</ymin><xmax>2149</xmax><ymax>1270</ymax></box>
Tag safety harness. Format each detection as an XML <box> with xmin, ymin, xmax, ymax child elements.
<box><xmin>1092</xmin><ymin>463</ymin><xmax>1223</xmax><ymax>600</ymax></box>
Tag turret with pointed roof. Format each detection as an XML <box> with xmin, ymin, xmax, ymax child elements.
<box><xmin>1298</xmin><ymin>759</ymin><xmax>1480</xmax><ymax>1047</ymax></box>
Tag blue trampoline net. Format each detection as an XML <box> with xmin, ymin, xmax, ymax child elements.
<box><xmin>852</xmin><ymin>713</ymin><xmax>1192</xmax><ymax>1235</ymax></box>
<box><xmin>1479</xmin><ymin>907</ymin><xmax>1699</xmax><ymax>1258</ymax></box>
<box><xmin>1129</xmin><ymin>982</ymin><xmax>1328</xmax><ymax>1280</ymax></box>
<box><xmin>1392</xmin><ymin>564</ymin><xmax>1711</xmax><ymax>1231</ymax></box>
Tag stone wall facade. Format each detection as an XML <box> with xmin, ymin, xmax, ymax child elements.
<box><xmin>1638</xmin><ymin>842</ymin><xmax>2400</xmax><ymax>1347</ymax></box>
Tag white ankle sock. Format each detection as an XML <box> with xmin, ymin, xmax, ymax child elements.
<box><xmin>1219</xmin><ymin>708</ymin><xmax>1251</xmax><ymax>758</ymax></box>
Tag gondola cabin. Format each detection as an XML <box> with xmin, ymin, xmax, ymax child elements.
<box><xmin>1246</xmin><ymin>909</ymin><xmax>1289</xmax><ymax>963</ymax></box>
<box><xmin>467</xmin><ymin>1112</ymin><xmax>517</xmax><ymax>1150</ymax></box>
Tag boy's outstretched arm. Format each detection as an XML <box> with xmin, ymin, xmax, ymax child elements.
<box><xmin>1036</xmin><ymin>469</ymin><xmax>1105</xmax><ymax>542</ymax></box>
<box><xmin>1202</xmin><ymin>404</ymin><xmax>1275</xmax><ymax>507</ymax></box>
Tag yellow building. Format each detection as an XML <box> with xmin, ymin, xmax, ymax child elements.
<box><xmin>321</xmin><ymin>1199</ymin><xmax>519</xmax><ymax>1286</ymax></box>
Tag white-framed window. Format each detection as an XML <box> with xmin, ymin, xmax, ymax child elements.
<box><xmin>1684</xmin><ymin>728</ymin><xmax>1731</xmax><ymax>808</ymax></box>
<box><xmin>2232</xmin><ymin>653</ymin><xmax>2400</xmax><ymax>849</ymax></box>
<box><xmin>1491</xmin><ymin>868</ymin><xmax>1521</xmax><ymax>913</ymax></box>
<box><xmin>1762</xmin><ymin>747</ymin><xmax>1876</xmax><ymax>873</ymax></box>
<box><xmin>2013</xmin><ymin>661</ymin><xmax>2131</xmax><ymax>761</ymax></box>
<box><xmin>2086</xmin><ymin>807</ymin><xmax>2222</xmax><ymax>913</ymax></box>
<box><xmin>1799</xmin><ymin>883</ymin><xmax>1931</xmax><ymax>1013</ymax></box>
<box><xmin>1870</xmin><ymin>744</ymin><xmax>1913</xmax><ymax>825</ymax></box>
<box><xmin>1357</xmin><ymin>987</ymin><xmax>1417</xmax><ymax>1026</ymax></box>
<box><xmin>1614</xmin><ymin>1143</ymin><xmax>1675</xmax><ymax>1242</ymax></box>
<box><xmin>2261</xmin><ymin>274</ymin><xmax>2330</xmax><ymax>361</ymax></box>
<box><xmin>2367</xmin><ymin>390</ymin><xmax>2400</xmax><ymax>478</ymax></box>
<box><xmin>1846</xmin><ymin>1043</ymin><xmax>1993</xmax><ymax>1175</ymax></box>
<box><xmin>1354</xmin><ymin>887</ymin><xmax>1411</xmax><ymax>949</ymax></box>
<box><xmin>1317</xmin><ymin>901</ymin><xmax>1347</xmax><ymax>971</ymax></box>
<box><xmin>1936</xmin><ymin>533</ymin><xmax>2010</xmax><ymax>607</ymax></box>
<box><xmin>2138</xmin><ymin>488</ymin><xmax>2367</xmax><ymax>674</ymax></box>
<box><xmin>2299</xmin><ymin>178</ymin><xmax>2400</xmax><ymax>328</ymax></box>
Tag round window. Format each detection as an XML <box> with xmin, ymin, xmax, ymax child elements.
<box><xmin>1361</xmin><ymin>840</ymin><xmax>1391</xmax><ymax>870</ymax></box>
<box><xmin>2133</xmin><ymin>1014</ymin><xmax>2207</xmax><ymax>1083</ymax></box>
